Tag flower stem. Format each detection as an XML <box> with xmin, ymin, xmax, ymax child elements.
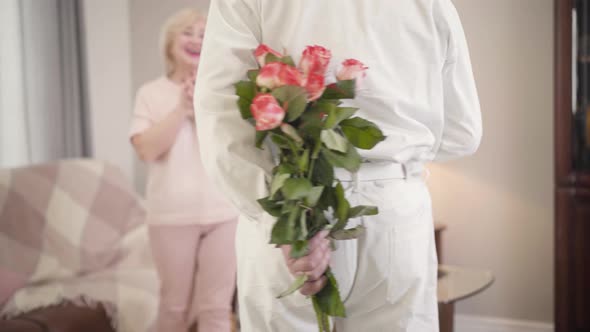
<box><xmin>307</xmin><ymin>140</ymin><xmax>321</xmax><ymax>180</ymax></box>
<box><xmin>307</xmin><ymin>158</ymin><xmax>316</xmax><ymax>180</ymax></box>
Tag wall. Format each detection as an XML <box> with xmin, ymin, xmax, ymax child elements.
<box><xmin>82</xmin><ymin>0</ymin><xmax>134</xmax><ymax>180</ymax></box>
<box><xmin>129</xmin><ymin>0</ymin><xmax>210</xmax><ymax>190</ymax></box>
<box><xmin>428</xmin><ymin>0</ymin><xmax>554</xmax><ymax>323</ymax></box>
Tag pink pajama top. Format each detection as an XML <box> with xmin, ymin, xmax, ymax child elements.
<box><xmin>129</xmin><ymin>76</ymin><xmax>237</xmax><ymax>225</ymax></box>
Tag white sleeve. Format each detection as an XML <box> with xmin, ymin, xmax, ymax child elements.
<box><xmin>193</xmin><ymin>0</ymin><xmax>274</xmax><ymax>222</ymax></box>
<box><xmin>434</xmin><ymin>0</ymin><xmax>483</xmax><ymax>162</ymax></box>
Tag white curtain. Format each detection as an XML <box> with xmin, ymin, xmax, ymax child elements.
<box><xmin>0</xmin><ymin>0</ymin><xmax>90</xmax><ymax>168</ymax></box>
<box><xmin>0</xmin><ymin>0</ymin><xmax>29</xmax><ymax>167</ymax></box>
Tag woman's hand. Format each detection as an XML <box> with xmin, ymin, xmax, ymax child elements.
<box><xmin>132</xmin><ymin>71</ymin><xmax>198</xmax><ymax>162</ymax></box>
<box><xmin>180</xmin><ymin>71</ymin><xmax>197</xmax><ymax>118</ymax></box>
<box><xmin>281</xmin><ymin>230</ymin><xmax>331</xmax><ymax>296</ymax></box>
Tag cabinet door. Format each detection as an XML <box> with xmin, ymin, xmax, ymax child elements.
<box><xmin>556</xmin><ymin>0</ymin><xmax>590</xmax><ymax>187</ymax></box>
<box><xmin>556</xmin><ymin>188</ymin><xmax>590</xmax><ymax>332</ymax></box>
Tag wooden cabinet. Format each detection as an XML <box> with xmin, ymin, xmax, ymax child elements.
<box><xmin>556</xmin><ymin>189</ymin><xmax>590</xmax><ymax>332</ymax></box>
<box><xmin>555</xmin><ymin>1</ymin><xmax>590</xmax><ymax>330</ymax></box>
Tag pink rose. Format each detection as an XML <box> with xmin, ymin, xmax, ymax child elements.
<box><xmin>304</xmin><ymin>73</ymin><xmax>326</xmax><ymax>101</ymax></box>
<box><xmin>336</xmin><ymin>59</ymin><xmax>368</xmax><ymax>82</ymax></box>
<box><xmin>278</xmin><ymin>64</ymin><xmax>304</xmax><ymax>87</ymax></box>
<box><xmin>299</xmin><ymin>45</ymin><xmax>332</xmax><ymax>76</ymax></box>
<box><xmin>251</xmin><ymin>94</ymin><xmax>286</xmax><ymax>131</ymax></box>
<box><xmin>257</xmin><ymin>62</ymin><xmax>303</xmax><ymax>90</ymax></box>
<box><xmin>254</xmin><ymin>44</ymin><xmax>283</xmax><ymax>67</ymax></box>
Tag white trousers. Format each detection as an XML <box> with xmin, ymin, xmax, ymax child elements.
<box><xmin>236</xmin><ymin>164</ymin><xmax>439</xmax><ymax>332</ymax></box>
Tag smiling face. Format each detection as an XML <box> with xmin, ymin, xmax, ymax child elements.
<box><xmin>161</xmin><ymin>9</ymin><xmax>207</xmax><ymax>76</ymax></box>
<box><xmin>170</xmin><ymin>19</ymin><xmax>206</xmax><ymax>70</ymax></box>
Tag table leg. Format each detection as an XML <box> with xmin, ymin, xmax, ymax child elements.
<box><xmin>438</xmin><ymin>302</ymin><xmax>454</xmax><ymax>332</ymax></box>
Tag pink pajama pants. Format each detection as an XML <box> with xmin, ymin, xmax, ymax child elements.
<box><xmin>148</xmin><ymin>219</ymin><xmax>237</xmax><ymax>332</ymax></box>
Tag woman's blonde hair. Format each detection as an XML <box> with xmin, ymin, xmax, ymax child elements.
<box><xmin>160</xmin><ymin>8</ymin><xmax>206</xmax><ymax>75</ymax></box>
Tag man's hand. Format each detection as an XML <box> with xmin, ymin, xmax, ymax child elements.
<box><xmin>281</xmin><ymin>230</ymin><xmax>331</xmax><ymax>296</ymax></box>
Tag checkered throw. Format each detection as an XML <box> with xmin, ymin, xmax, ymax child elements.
<box><xmin>0</xmin><ymin>159</ymin><xmax>158</xmax><ymax>332</ymax></box>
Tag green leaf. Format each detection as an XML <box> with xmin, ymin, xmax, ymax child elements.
<box><xmin>258</xmin><ymin>197</ymin><xmax>282</xmax><ymax>217</ymax></box>
<box><xmin>311</xmin><ymin>153</ymin><xmax>334</xmax><ymax>187</ymax></box>
<box><xmin>304</xmin><ymin>186</ymin><xmax>325</xmax><ymax>207</ymax></box>
<box><xmin>321</xmin><ymin>129</ymin><xmax>348</xmax><ymax>153</ymax></box>
<box><xmin>325</xmin><ymin>107</ymin><xmax>358</xmax><ymax>129</ymax></box>
<box><xmin>348</xmin><ymin>205</ymin><xmax>379</xmax><ymax>218</ymax></box>
<box><xmin>274</xmin><ymin>163</ymin><xmax>298</xmax><ymax>175</ymax></box>
<box><xmin>316</xmin><ymin>186</ymin><xmax>336</xmax><ymax>211</ymax></box>
<box><xmin>320</xmin><ymin>80</ymin><xmax>356</xmax><ymax>100</ymax></box>
<box><xmin>340</xmin><ymin>117</ymin><xmax>387</xmax><ymax>149</ymax></box>
<box><xmin>297</xmin><ymin>149</ymin><xmax>310</xmax><ymax>173</ymax></box>
<box><xmin>235</xmin><ymin>80</ymin><xmax>257</xmax><ymax>119</ymax></box>
<box><xmin>277</xmin><ymin>274</ymin><xmax>308</xmax><ymax>298</ymax></box>
<box><xmin>302</xmin><ymin>103</ymin><xmax>328</xmax><ymax>127</ymax></box>
<box><xmin>290</xmin><ymin>240</ymin><xmax>309</xmax><ymax>258</ymax></box>
<box><xmin>281</xmin><ymin>123</ymin><xmax>304</xmax><ymax>145</ymax></box>
<box><xmin>333</xmin><ymin>182</ymin><xmax>350</xmax><ymax>230</ymax></box>
<box><xmin>312</xmin><ymin>296</ymin><xmax>332</xmax><ymax>332</ymax></box>
<box><xmin>281</xmin><ymin>178</ymin><xmax>313</xmax><ymax>200</ymax></box>
<box><xmin>280</xmin><ymin>56</ymin><xmax>296</xmax><ymax>67</ymax></box>
<box><xmin>314</xmin><ymin>269</ymin><xmax>346</xmax><ymax>317</ymax></box>
<box><xmin>235</xmin><ymin>80</ymin><xmax>257</xmax><ymax>99</ymax></box>
<box><xmin>281</xmin><ymin>200</ymin><xmax>297</xmax><ymax>216</ymax></box>
<box><xmin>265</xmin><ymin>53</ymin><xmax>281</xmax><ymax>64</ymax></box>
<box><xmin>272</xmin><ymin>86</ymin><xmax>308</xmax><ymax>122</ymax></box>
<box><xmin>307</xmin><ymin>212</ymin><xmax>330</xmax><ymax>238</ymax></box>
<box><xmin>322</xmin><ymin>145</ymin><xmax>362</xmax><ymax>173</ymax></box>
<box><xmin>270</xmin><ymin>210</ymin><xmax>297</xmax><ymax>244</ymax></box>
<box><xmin>270</xmin><ymin>216</ymin><xmax>291</xmax><ymax>245</ymax></box>
<box><xmin>247</xmin><ymin>69</ymin><xmax>260</xmax><ymax>82</ymax></box>
<box><xmin>299</xmin><ymin>105</ymin><xmax>325</xmax><ymax>141</ymax></box>
<box><xmin>277</xmin><ymin>274</ymin><xmax>308</xmax><ymax>299</ymax></box>
<box><xmin>255</xmin><ymin>130</ymin><xmax>268</xmax><ymax>149</ymax></box>
<box><xmin>314</xmin><ymin>100</ymin><xmax>337</xmax><ymax>114</ymax></box>
<box><xmin>237</xmin><ymin>97</ymin><xmax>253</xmax><ymax>119</ymax></box>
<box><xmin>330</xmin><ymin>225</ymin><xmax>366</xmax><ymax>240</ymax></box>
<box><xmin>299</xmin><ymin>122</ymin><xmax>322</xmax><ymax>144</ymax></box>
<box><xmin>271</xmin><ymin>173</ymin><xmax>291</xmax><ymax>196</ymax></box>
<box><xmin>270</xmin><ymin>133</ymin><xmax>291</xmax><ymax>149</ymax></box>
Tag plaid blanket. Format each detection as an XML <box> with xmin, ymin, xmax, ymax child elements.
<box><xmin>0</xmin><ymin>159</ymin><xmax>158</xmax><ymax>332</ymax></box>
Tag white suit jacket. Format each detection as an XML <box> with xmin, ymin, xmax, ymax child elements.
<box><xmin>193</xmin><ymin>0</ymin><xmax>482</xmax><ymax>222</ymax></box>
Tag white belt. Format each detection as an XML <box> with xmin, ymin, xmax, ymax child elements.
<box><xmin>334</xmin><ymin>161</ymin><xmax>426</xmax><ymax>182</ymax></box>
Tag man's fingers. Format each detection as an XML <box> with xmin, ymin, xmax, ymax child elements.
<box><xmin>300</xmin><ymin>276</ymin><xmax>328</xmax><ymax>296</ymax></box>
<box><xmin>281</xmin><ymin>231</ymin><xmax>331</xmax><ymax>277</ymax></box>
<box><xmin>306</xmin><ymin>251</ymin><xmax>331</xmax><ymax>281</ymax></box>
<box><xmin>309</xmin><ymin>230</ymin><xmax>329</xmax><ymax>250</ymax></box>
<box><xmin>289</xmin><ymin>246</ymin><xmax>326</xmax><ymax>273</ymax></box>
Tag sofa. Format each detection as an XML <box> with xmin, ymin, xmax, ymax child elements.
<box><xmin>0</xmin><ymin>160</ymin><xmax>158</xmax><ymax>332</ymax></box>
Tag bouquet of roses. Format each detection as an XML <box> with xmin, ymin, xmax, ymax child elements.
<box><xmin>234</xmin><ymin>44</ymin><xmax>386</xmax><ymax>331</ymax></box>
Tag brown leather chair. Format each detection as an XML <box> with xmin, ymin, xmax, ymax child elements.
<box><xmin>0</xmin><ymin>303</ymin><xmax>115</xmax><ymax>332</ymax></box>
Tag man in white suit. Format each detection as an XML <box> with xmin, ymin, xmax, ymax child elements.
<box><xmin>194</xmin><ymin>0</ymin><xmax>481</xmax><ymax>331</ymax></box>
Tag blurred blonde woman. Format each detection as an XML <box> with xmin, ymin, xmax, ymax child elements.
<box><xmin>129</xmin><ymin>8</ymin><xmax>238</xmax><ymax>332</ymax></box>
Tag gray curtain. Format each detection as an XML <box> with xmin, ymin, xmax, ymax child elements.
<box><xmin>0</xmin><ymin>0</ymin><xmax>91</xmax><ymax>167</ymax></box>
